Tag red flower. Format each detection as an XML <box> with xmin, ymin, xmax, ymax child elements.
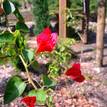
<box><xmin>65</xmin><ymin>63</ymin><xmax>85</xmax><ymax>82</ymax></box>
<box><xmin>36</xmin><ymin>27</ymin><xmax>57</xmax><ymax>53</ymax></box>
<box><xmin>21</xmin><ymin>96</ymin><xmax>36</xmax><ymax>107</ymax></box>
<box><xmin>37</xmin><ymin>27</ymin><xmax>51</xmax><ymax>44</ymax></box>
<box><xmin>43</xmin><ymin>27</ymin><xmax>51</xmax><ymax>35</ymax></box>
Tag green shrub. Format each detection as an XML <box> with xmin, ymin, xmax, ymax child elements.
<box><xmin>31</xmin><ymin>0</ymin><xmax>59</xmax><ymax>35</ymax></box>
<box><xmin>66</xmin><ymin>0</ymin><xmax>83</xmax><ymax>38</ymax></box>
<box><xmin>48</xmin><ymin>0</ymin><xmax>58</xmax><ymax>15</ymax></box>
<box><xmin>67</xmin><ymin>0</ymin><xmax>98</xmax><ymax>37</ymax></box>
<box><xmin>48</xmin><ymin>38</ymin><xmax>76</xmax><ymax>79</ymax></box>
<box><xmin>31</xmin><ymin>0</ymin><xmax>49</xmax><ymax>35</ymax></box>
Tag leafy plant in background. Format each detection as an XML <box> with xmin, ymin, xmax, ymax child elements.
<box><xmin>66</xmin><ymin>0</ymin><xmax>83</xmax><ymax>38</ymax></box>
<box><xmin>31</xmin><ymin>0</ymin><xmax>49</xmax><ymax>35</ymax></box>
<box><xmin>89</xmin><ymin>0</ymin><xmax>98</xmax><ymax>22</ymax></box>
<box><xmin>66</xmin><ymin>0</ymin><xmax>98</xmax><ymax>38</ymax></box>
<box><xmin>67</xmin><ymin>0</ymin><xmax>98</xmax><ymax>28</ymax></box>
<box><xmin>48</xmin><ymin>0</ymin><xmax>58</xmax><ymax>15</ymax></box>
<box><xmin>89</xmin><ymin>0</ymin><xmax>98</xmax><ymax>13</ymax></box>
<box><xmin>67</xmin><ymin>0</ymin><xmax>83</xmax><ymax>28</ymax></box>
<box><xmin>31</xmin><ymin>0</ymin><xmax>59</xmax><ymax>35</ymax></box>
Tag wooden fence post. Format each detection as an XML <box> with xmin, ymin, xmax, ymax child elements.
<box><xmin>59</xmin><ymin>0</ymin><xmax>66</xmax><ymax>37</ymax></box>
<box><xmin>96</xmin><ymin>0</ymin><xmax>106</xmax><ymax>67</ymax></box>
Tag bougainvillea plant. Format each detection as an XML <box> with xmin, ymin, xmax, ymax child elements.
<box><xmin>0</xmin><ymin>0</ymin><xmax>85</xmax><ymax>107</ymax></box>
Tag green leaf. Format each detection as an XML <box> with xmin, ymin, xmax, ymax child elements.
<box><xmin>4</xmin><ymin>76</ymin><xmax>26</xmax><ymax>104</ymax></box>
<box><xmin>43</xmin><ymin>75</ymin><xmax>56</xmax><ymax>88</ymax></box>
<box><xmin>16</xmin><ymin>21</ymin><xmax>29</xmax><ymax>32</ymax></box>
<box><xmin>0</xmin><ymin>31</ymin><xmax>14</xmax><ymax>43</ymax></box>
<box><xmin>13</xmin><ymin>30</ymin><xmax>21</xmax><ymax>37</ymax></box>
<box><xmin>3</xmin><ymin>0</ymin><xmax>15</xmax><ymax>15</ymax></box>
<box><xmin>6</xmin><ymin>47</ymin><xmax>16</xmax><ymax>56</ymax></box>
<box><xmin>14</xmin><ymin>30</ymin><xmax>26</xmax><ymax>49</ymax></box>
<box><xmin>23</xmin><ymin>49</ymin><xmax>34</xmax><ymax>62</ymax></box>
<box><xmin>28</xmin><ymin>89</ymin><xmax>47</xmax><ymax>104</ymax></box>
<box><xmin>14</xmin><ymin>7</ymin><xmax>24</xmax><ymax>21</ymax></box>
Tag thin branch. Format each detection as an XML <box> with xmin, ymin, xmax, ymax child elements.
<box><xmin>19</xmin><ymin>55</ymin><xmax>37</xmax><ymax>90</ymax></box>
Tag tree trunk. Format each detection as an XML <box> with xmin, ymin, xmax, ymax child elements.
<box><xmin>59</xmin><ymin>0</ymin><xmax>66</xmax><ymax>38</ymax></box>
<box><xmin>96</xmin><ymin>0</ymin><xmax>106</xmax><ymax>67</ymax></box>
<box><xmin>82</xmin><ymin>0</ymin><xmax>90</xmax><ymax>44</ymax></box>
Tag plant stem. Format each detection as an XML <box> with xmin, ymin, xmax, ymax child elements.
<box><xmin>27</xmin><ymin>59</ymin><xmax>36</xmax><ymax>67</ymax></box>
<box><xmin>19</xmin><ymin>55</ymin><xmax>37</xmax><ymax>89</ymax></box>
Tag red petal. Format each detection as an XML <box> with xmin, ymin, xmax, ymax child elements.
<box><xmin>36</xmin><ymin>33</ymin><xmax>49</xmax><ymax>45</ymax></box>
<box><xmin>21</xmin><ymin>96</ymin><xmax>36</xmax><ymax>107</ymax></box>
<box><xmin>74</xmin><ymin>75</ymin><xmax>85</xmax><ymax>82</ymax></box>
<box><xmin>65</xmin><ymin>63</ymin><xmax>81</xmax><ymax>79</ymax></box>
<box><xmin>43</xmin><ymin>27</ymin><xmax>51</xmax><ymax>36</ymax></box>
<box><xmin>36</xmin><ymin>32</ymin><xmax>57</xmax><ymax>53</ymax></box>
<box><xmin>72</xmin><ymin>63</ymin><xmax>80</xmax><ymax>71</ymax></box>
<box><xmin>36</xmin><ymin>41</ymin><xmax>53</xmax><ymax>53</ymax></box>
<box><xmin>65</xmin><ymin>68</ymin><xmax>81</xmax><ymax>79</ymax></box>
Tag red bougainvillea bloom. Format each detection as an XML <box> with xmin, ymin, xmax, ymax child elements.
<box><xmin>36</xmin><ymin>27</ymin><xmax>57</xmax><ymax>53</ymax></box>
<box><xmin>36</xmin><ymin>27</ymin><xmax>51</xmax><ymax>44</ymax></box>
<box><xmin>43</xmin><ymin>27</ymin><xmax>51</xmax><ymax>35</ymax></box>
<box><xmin>21</xmin><ymin>96</ymin><xmax>36</xmax><ymax>107</ymax></box>
<box><xmin>65</xmin><ymin>63</ymin><xmax>85</xmax><ymax>82</ymax></box>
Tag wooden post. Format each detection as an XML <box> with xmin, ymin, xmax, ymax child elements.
<box><xmin>96</xmin><ymin>0</ymin><xmax>106</xmax><ymax>67</ymax></box>
<box><xmin>82</xmin><ymin>0</ymin><xmax>90</xmax><ymax>44</ymax></box>
<box><xmin>59</xmin><ymin>0</ymin><xmax>66</xmax><ymax>37</ymax></box>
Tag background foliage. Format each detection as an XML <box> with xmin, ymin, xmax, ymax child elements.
<box><xmin>48</xmin><ymin>0</ymin><xmax>58</xmax><ymax>15</ymax></box>
<box><xmin>31</xmin><ymin>0</ymin><xmax>49</xmax><ymax>34</ymax></box>
<box><xmin>66</xmin><ymin>0</ymin><xmax>98</xmax><ymax>38</ymax></box>
<box><xmin>30</xmin><ymin>0</ymin><xmax>58</xmax><ymax>35</ymax></box>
